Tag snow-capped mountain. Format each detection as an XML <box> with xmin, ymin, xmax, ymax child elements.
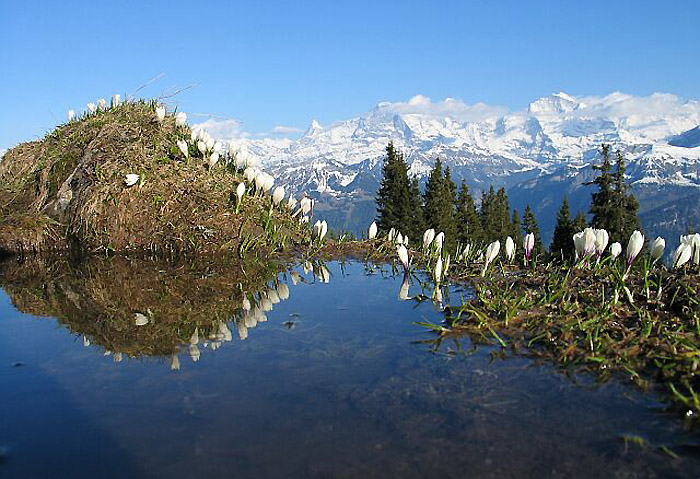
<box><xmin>210</xmin><ymin>92</ymin><xmax>700</xmax><ymax>241</ymax></box>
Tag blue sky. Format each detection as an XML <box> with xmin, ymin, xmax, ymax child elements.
<box><xmin>1</xmin><ymin>0</ymin><xmax>698</xmax><ymax>148</ymax></box>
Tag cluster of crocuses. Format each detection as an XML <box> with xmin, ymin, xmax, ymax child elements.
<box><xmin>571</xmin><ymin>227</ymin><xmax>700</xmax><ymax>277</ymax></box>
<box><xmin>312</xmin><ymin>220</ymin><xmax>328</xmax><ymax>244</ymax></box>
<box><xmin>68</xmin><ymin>94</ymin><xmax>123</xmax><ymax>122</ymax></box>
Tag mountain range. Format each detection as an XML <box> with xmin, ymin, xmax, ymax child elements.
<box><xmin>218</xmin><ymin>92</ymin><xmax>700</xmax><ymax>243</ymax></box>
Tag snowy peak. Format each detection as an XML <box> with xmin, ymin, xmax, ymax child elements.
<box><xmin>304</xmin><ymin>119</ymin><xmax>323</xmax><ymax>137</ymax></box>
<box><xmin>527</xmin><ymin>92</ymin><xmax>583</xmax><ymax>116</ymax></box>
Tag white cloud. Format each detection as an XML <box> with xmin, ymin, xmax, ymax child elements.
<box><xmin>377</xmin><ymin>94</ymin><xmax>508</xmax><ymax>122</ymax></box>
<box><xmin>267</xmin><ymin>125</ymin><xmax>303</xmax><ymax>135</ymax></box>
<box><xmin>191</xmin><ymin>118</ymin><xmax>249</xmax><ymax>139</ymax></box>
<box><xmin>568</xmin><ymin>92</ymin><xmax>700</xmax><ymax>119</ymax></box>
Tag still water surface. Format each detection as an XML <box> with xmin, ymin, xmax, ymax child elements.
<box><xmin>0</xmin><ymin>259</ymin><xmax>699</xmax><ymax>478</ymax></box>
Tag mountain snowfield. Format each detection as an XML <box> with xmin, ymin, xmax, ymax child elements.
<box><xmin>222</xmin><ymin>91</ymin><xmax>700</xmax><ymax>241</ymax></box>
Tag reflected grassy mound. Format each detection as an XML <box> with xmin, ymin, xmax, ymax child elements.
<box><xmin>0</xmin><ymin>100</ymin><xmax>308</xmax><ymax>255</ymax></box>
<box><xmin>0</xmin><ymin>255</ymin><xmax>295</xmax><ymax>358</ymax></box>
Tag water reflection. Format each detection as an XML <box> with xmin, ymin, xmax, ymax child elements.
<box><xmin>0</xmin><ymin>255</ymin><xmax>335</xmax><ymax>370</ymax></box>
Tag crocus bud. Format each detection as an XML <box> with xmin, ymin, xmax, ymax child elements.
<box><xmin>87</xmin><ymin>102</ymin><xmax>96</xmax><ymax>113</ymax></box>
<box><xmin>272</xmin><ymin>186</ymin><xmax>285</xmax><ymax>205</ymax></box>
<box><xmin>505</xmin><ymin>236</ymin><xmax>516</xmax><ymax>262</ymax></box>
<box><xmin>156</xmin><ymin>106</ymin><xmax>166</xmax><ymax>122</ymax></box>
<box><xmin>626</xmin><ymin>230</ymin><xmax>644</xmax><ymax>267</ymax></box>
<box><xmin>482</xmin><ymin>240</ymin><xmax>500</xmax><ymax>276</ymax></box>
<box><xmin>594</xmin><ymin>229</ymin><xmax>609</xmax><ymax>256</ymax></box>
<box><xmin>175</xmin><ymin>112</ymin><xmax>187</xmax><ymax>126</ymax></box>
<box><xmin>423</xmin><ymin>228</ymin><xmax>435</xmax><ymax>249</ymax></box>
<box><xmin>68</xmin><ymin>109</ymin><xmax>75</xmax><ymax>121</ymax></box>
<box><xmin>672</xmin><ymin>243</ymin><xmax>692</xmax><ymax>269</ymax></box>
<box><xmin>368</xmin><ymin>222</ymin><xmax>377</xmax><ymax>239</ymax></box>
<box><xmin>97</xmin><ymin>98</ymin><xmax>106</xmax><ymax>110</ymax></box>
<box><xmin>209</xmin><ymin>151</ymin><xmax>220</xmax><ymax>167</ymax></box>
<box><xmin>649</xmin><ymin>237</ymin><xmax>665</xmax><ymax>263</ymax></box>
<box><xmin>524</xmin><ymin>232</ymin><xmax>535</xmax><ymax>261</ymax></box>
<box><xmin>397</xmin><ymin>244</ymin><xmax>410</xmax><ymax>271</ymax></box>
<box><xmin>124</xmin><ymin>174</ymin><xmax>139</xmax><ymax>187</ymax></box>
<box><xmin>434</xmin><ymin>232</ymin><xmax>444</xmax><ymax>252</ymax></box>
<box><xmin>610</xmin><ymin>242</ymin><xmax>622</xmax><ymax>259</ymax></box>
<box><xmin>111</xmin><ymin>94</ymin><xmax>120</xmax><ymax>108</ymax></box>
<box><xmin>236</xmin><ymin>182</ymin><xmax>245</xmax><ymax>201</ymax></box>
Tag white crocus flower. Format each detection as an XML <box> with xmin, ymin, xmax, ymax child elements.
<box><xmin>610</xmin><ymin>242</ymin><xmax>622</xmax><ymax>260</ymax></box>
<box><xmin>111</xmin><ymin>94</ymin><xmax>120</xmax><ymax>108</ymax></box>
<box><xmin>626</xmin><ymin>230</ymin><xmax>644</xmax><ymax>267</ymax></box>
<box><xmin>649</xmin><ymin>237</ymin><xmax>665</xmax><ymax>263</ymax></box>
<box><xmin>197</xmin><ymin>140</ymin><xmax>207</xmax><ymax>155</ymax></box>
<box><xmin>368</xmin><ymin>221</ymin><xmax>377</xmax><ymax>239</ymax></box>
<box><xmin>594</xmin><ymin>228</ymin><xmax>609</xmax><ymax>257</ymax></box>
<box><xmin>124</xmin><ymin>174</ymin><xmax>139</xmax><ymax>187</ymax></box>
<box><xmin>134</xmin><ymin>312</ymin><xmax>149</xmax><ymax>326</ymax></box>
<box><xmin>97</xmin><ymin>98</ymin><xmax>106</xmax><ymax>110</ymax></box>
<box><xmin>397</xmin><ymin>244</ymin><xmax>410</xmax><ymax>272</ymax></box>
<box><xmin>68</xmin><ymin>109</ymin><xmax>75</xmax><ymax>121</ymax></box>
<box><xmin>482</xmin><ymin>240</ymin><xmax>500</xmax><ymax>276</ymax></box>
<box><xmin>423</xmin><ymin>228</ymin><xmax>435</xmax><ymax>249</ymax></box>
<box><xmin>434</xmin><ymin>232</ymin><xmax>445</xmax><ymax>252</ymax></box>
<box><xmin>396</xmin><ymin>232</ymin><xmax>404</xmax><ymax>245</ymax></box>
<box><xmin>272</xmin><ymin>186</ymin><xmax>285</xmax><ymax>205</ymax></box>
<box><xmin>155</xmin><ymin>106</ymin><xmax>166</xmax><ymax>122</ymax></box>
<box><xmin>176</xmin><ymin>140</ymin><xmax>188</xmax><ymax>158</ymax></box>
<box><xmin>672</xmin><ymin>243</ymin><xmax>692</xmax><ymax>269</ymax></box>
<box><xmin>209</xmin><ymin>151</ymin><xmax>220</xmax><ymax>167</ymax></box>
<box><xmin>87</xmin><ymin>102</ymin><xmax>96</xmax><ymax>113</ymax></box>
<box><xmin>505</xmin><ymin>236</ymin><xmax>516</xmax><ymax>262</ymax></box>
<box><xmin>175</xmin><ymin>112</ymin><xmax>187</xmax><ymax>126</ymax></box>
<box><xmin>387</xmin><ymin>228</ymin><xmax>396</xmax><ymax>242</ymax></box>
<box><xmin>523</xmin><ymin>233</ymin><xmax>535</xmax><ymax>261</ymax></box>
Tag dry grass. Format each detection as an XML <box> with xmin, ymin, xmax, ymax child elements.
<box><xmin>0</xmin><ymin>100</ymin><xmax>308</xmax><ymax>256</ymax></box>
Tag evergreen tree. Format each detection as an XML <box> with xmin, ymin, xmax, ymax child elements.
<box><xmin>572</xmin><ymin>211</ymin><xmax>588</xmax><ymax>232</ymax></box>
<box><xmin>522</xmin><ymin>204</ymin><xmax>544</xmax><ymax>257</ymax></box>
<box><xmin>479</xmin><ymin>186</ymin><xmax>496</xmax><ymax>241</ymax></box>
<box><xmin>511</xmin><ymin>209</ymin><xmax>521</xmax><ymax>240</ymax></box>
<box><xmin>407</xmin><ymin>176</ymin><xmax>426</xmax><ymax>242</ymax></box>
<box><xmin>550</xmin><ymin>197</ymin><xmax>574</xmax><ymax>261</ymax></box>
<box><xmin>423</xmin><ymin>158</ymin><xmax>457</xmax><ymax>247</ymax></box>
<box><xmin>455</xmin><ymin>181</ymin><xmax>484</xmax><ymax>245</ymax></box>
<box><xmin>375</xmin><ymin>142</ymin><xmax>412</xmax><ymax>234</ymax></box>
<box><xmin>589</xmin><ymin>144</ymin><xmax>616</xmax><ymax>232</ymax></box>
<box><xmin>612</xmin><ymin>150</ymin><xmax>641</xmax><ymax>243</ymax></box>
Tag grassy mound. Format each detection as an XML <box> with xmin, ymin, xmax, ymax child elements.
<box><xmin>0</xmin><ymin>100</ymin><xmax>308</xmax><ymax>256</ymax></box>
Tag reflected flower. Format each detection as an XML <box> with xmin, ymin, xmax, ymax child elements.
<box><xmin>290</xmin><ymin>271</ymin><xmax>302</xmax><ymax>285</ymax></box>
<box><xmin>261</xmin><ymin>296</ymin><xmax>273</xmax><ymax>311</ymax></box>
<box><xmin>189</xmin><ymin>344</ymin><xmax>200</xmax><ymax>362</ymax></box>
<box><xmin>170</xmin><ymin>354</ymin><xmax>180</xmax><ymax>371</ymax></box>
<box><xmin>83</xmin><ymin>335</ymin><xmax>90</xmax><ymax>347</ymax></box>
<box><xmin>242</xmin><ymin>294</ymin><xmax>251</xmax><ymax>311</ymax></box>
<box><xmin>303</xmin><ymin>262</ymin><xmax>312</xmax><ymax>274</ymax></box>
<box><xmin>237</xmin><ymin>321</ymin><xmax>248</xmax><ymax>340</ymax></box>
<box><xmin>398</xmin><ymin>275</ymin><xmax>409</xmax><ymax>300</ymax></box>
<box><xmin>268</xmin><ymin>288</ymin><xmax>280</xmax><ymax>304</ymax></box>
<box><xmin>277</xmin><ymin>283</ymin><xmax>290</xmax><ymax>300</ymax></box>
<box><xmin>189</xmin><ymin>327</ymin><xmax>199</xmax><ymax>345</ymax></box>
<box><xmin>318</xmin><ymin>265</ymin><xmax>331</xmax><ymax>283</ymax></box>
<box><xmin>113</xmin><ymin>352</ymin><xmax>123</xmax><ymax>363</ymax></box>
<box><xmin>218</xmin><ymin>322</ymin><xmax>232</xmax><ymax>341</ymax></box>
<box><xmin>245</xmin><ymin>312</ymin><xmax>258</xmax><ymax>328</ymax></box>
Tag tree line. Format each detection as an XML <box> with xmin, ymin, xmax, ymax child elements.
<box><xmin>375</xmin><ymin>142</ymin><xmax>640</xmax><ymax>260</ymax></box>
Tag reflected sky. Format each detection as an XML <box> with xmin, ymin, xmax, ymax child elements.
<box><xmin>0</xmin><ymin>259</ymin><xmax>699</xmax><ymax>479</ymax></box>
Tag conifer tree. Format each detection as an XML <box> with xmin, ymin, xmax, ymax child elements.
<box><xmin>589</xmin><ymin>144</ymin><xmax>615</xmax><ymax>231</ymax></box>
<box><xmin>612</xmin><ymin>150</ymin><xmax>641</xmax><ymax>243</ymax></box>
<box><xmin>480</xmin><ymin>186</ymin><xmax>496</xmax><ymax>241</ymax></box>
<box><xmin>423</xmin><ymin>158</ymin><xmax>457</xmax><ymax>247</ymax></box>
<box><xmin>550</xmin><ymin>197</ymin><xmax>574</xmax><ymax>261</ymax></box>
<box><xmin>572</xmin><ymin>211</ymin><xmax>588</xmax><ymax>233</ymax></box>
<box><xmin>522</xmin><ymin>204</ymin><xmax>544</xmax><ymax>257</ymax></box>
<box><xmin>407</xmin><ymin>175</ymin><xmax>426</xmax><ymax>241</ymax></box>
<box><xmin>511</xmin><ymin>209</ymin><xmax>521</xmax><ymax>240</ymax></box>
<box><xmin>455</xmin><ymin>181</ymin><xmax>484</xmax><ymax>245</ymax></box>
<box><xmin>375</xmin><ymin>142</ymin><xmax>412</xmax><ymax>234</ymax></box>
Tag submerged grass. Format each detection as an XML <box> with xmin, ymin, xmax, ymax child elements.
<box><xmin>0</xmin><ymin>100</ymin><xmax>308</xmax><ymax>256</ymax></box>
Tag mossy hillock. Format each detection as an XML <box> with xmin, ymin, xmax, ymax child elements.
<box><xmin>0</xmin><ymin>100</ymin><xmax>309</xmax><ymax>256</ymax></box>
